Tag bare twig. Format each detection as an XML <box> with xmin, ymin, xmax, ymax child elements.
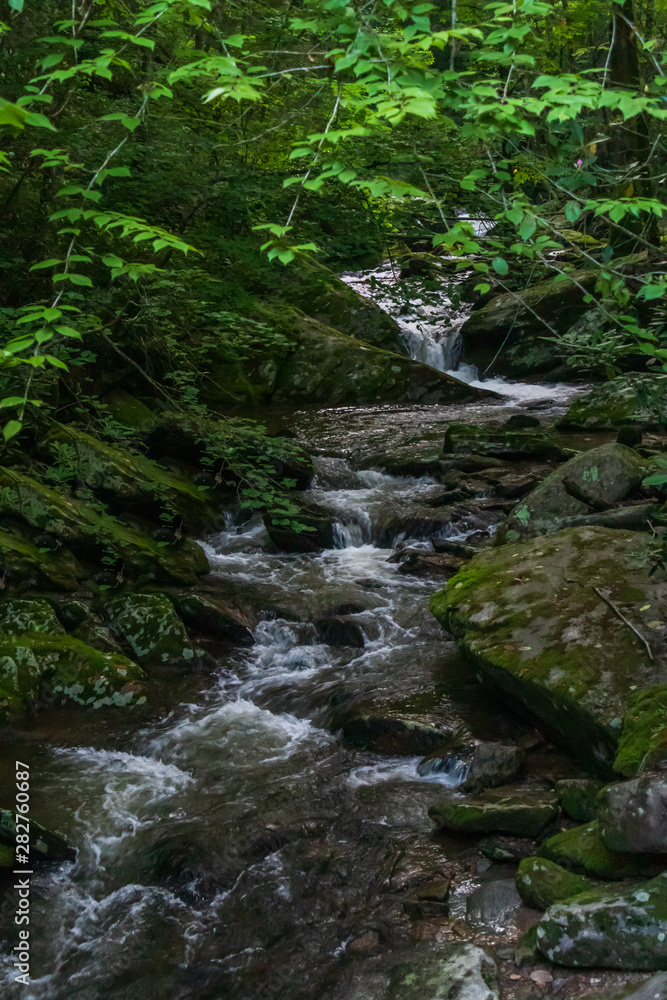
<box><xmin>593</xmin><ymin>587</ymin><xmax>654</xmax><ymax>660</ymax></box>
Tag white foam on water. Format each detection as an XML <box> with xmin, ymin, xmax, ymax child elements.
<box><xmin>347</xmin><ymin>756</ymin><xmax>469</xmax><ymax>790</ymax></box>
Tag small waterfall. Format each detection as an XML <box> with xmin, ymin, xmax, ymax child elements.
<box><xmin>341</xmin><ymin>261</ymin><xmax>468</xmax><ymax>374</ymax></box>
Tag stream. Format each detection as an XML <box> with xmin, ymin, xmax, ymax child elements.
<box><xmin>0</xmin><ymin>268</ymin><xmax>595</xmax><ymax>1000</ymax></box>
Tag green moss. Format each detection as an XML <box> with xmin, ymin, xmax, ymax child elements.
<box><xmin>40</xmin><ymin>424</ymin><xmax>218</xmax><ymax>530</ymax></box>
<box><xmin>0</xmin><ymin>528</ymin><xmax>85</xmax><ymax>591</ymax></box>
<box><xmin>100</xmin><ymin>390</ymin><xmax>157</xmax><ymax>433</ymax></box>
<box><xmin>0</xmin><ymin>632</ymin><xmax>146</xmax><ymax>718</ymax></box>
<box><xmin>0</xmin><ymin>598</ymin><xmax>64</xmax><ymax>635</ymax></box>
<box><xmin>538</xmin><ymin>821</ymin><xmax>659</xmax><ymax>880</ymax></box>
<box><xmin>615</xmin><ymin>685</ymin><xmax>667</xmax><ymax>776</ymax></box>
<box><xmin>104</xmin><ymin>593</ymin><xmax>202</xmax><ymax>670</ymax></box>
<box><xmin>0</xmin><ymin>843</ymin><xmax>13</xmax><ymax>867</ymax></box>
<box><xmin>429</xmin><ymin>786</ymin><xmax>558</xmax><ymax>837</ymax></box>
<box><xmin>556</xmin><ymin>779</ymin><xmax>603</xmax><ymax>822</ymax></box>
<box><xmin>517</xmin><ymin>857</ymin><xmax>605</xmax><ymax>910</ymax></box>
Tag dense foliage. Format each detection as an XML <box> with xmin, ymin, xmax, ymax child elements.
<box><xmin>1</xmin><ymin>0</ymin><xmax>666</xmax><ymax>488</ymax></box>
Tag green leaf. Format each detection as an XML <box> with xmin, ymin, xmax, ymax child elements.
<box><xmin>29</xmin><ymin>259</ymin><xmax>62</xmax><ymax>271</ymax></box>
<box><xmin>68</xmin><ymin>273</ymin><xmax>93</xmax><ymax>287</ymax></box>
<box><xmin>3</xmin><ymin>420</ymin><xmax>22</xmax><ymax>442</ymax></box>
<box><xmin>492</xmin><ymin>256</ymin><xmax>509</xmax><ymax>275</ymax></box>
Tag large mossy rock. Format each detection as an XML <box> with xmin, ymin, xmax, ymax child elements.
<box><xmin>0</xmin><ymin>529</ymin><xmax>86</xmax><ymax>591</ymax></box>
<box><xmin>538</xmin><ymin>822</ymin><xmax>663</xmax><ymax>880</ymax></box>
<box><xmin>279</xmin><ymin>258</ymin><xmax>408</xmax><ymax>355</ymax></box>
<box><xmin>431</xmin><ymin>527</ymin><xmax>667</xmax><ymax>769</ymax></box>
<box><xmin>0</xmin><ymin>632</ymin><xmax>146</xmax><ymax>718</ymax></box>
<box><xmin>516</xmin><ymin>857</ymin><xmax>602</xmax><ymax>910</ymax></box>
<box><xmin>459</xmin><ymin>257</ymin><xmax>646</xmax><ymax>377</ymax></box>
<box><xmin>598</xmin><ymin>774</ymin><xmax>667</xmax><ymax>854</ymax></box>
<box><xmin>536</xmin><ymin>871</ymin><xmax>667</xmax><ymax>969</ymax></box>
<box><xmin>0</xmin><ymin>468</ymin><xmax>209</xmax><ymax>586</ymax></box>
<box><xmin>270</xmin><ymin>313</ymin><xmax>494</xmax><ymax>407</ymax></box>
<box><xmin>39</xmin><ymin>424</ymin><xmax>218</xmax><ymax>531</ymax></box>
<box><xmin>429</xmin><ymin>785</ymin><xmax>558</xmax><ymax>837</ymax></box>
<box><xmin>558</xmin><ymin>375</ymin><xmax>667</xmax><ymax>432</ymax></box>
<box><xmin>104</xmin><ymin>593</ymin><xmax>202</xmax><ymax>670</ymax></box>
<box><xmin>173</xmin><ymin>594</ymin><xmax>255</xmax><ymax>646</ymax></box>
<box><xmin>496</xmin><ymin>443</ymin><xmax>645</xmax><ymax>543</ymax></box>
<box><xmin>0</xmin><ymin>598</ymin><xmax>64</xmax><ymax>635</ymax></box>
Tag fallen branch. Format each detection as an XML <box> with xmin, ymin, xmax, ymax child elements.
<box><xmin>593</xmin><ymin>587</ymin><xmax>654</xmax><ymax>661</ymax></box>
<box><xmin>563</xmin><ymin>477</ymin><xmax>611</xmax><ymax>511</ymax></box>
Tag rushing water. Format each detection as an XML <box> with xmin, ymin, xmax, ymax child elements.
<box><xmin>0</xmin><ymin>267</ymin><xmax>590</xmax><ymax>1000</ymax></box>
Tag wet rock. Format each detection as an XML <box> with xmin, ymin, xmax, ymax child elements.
<box><xmin>555</xmin><ymin>779</ymin><xmax>603</xmax><ymax>823</ymax></box>
<box><xmin>516</xmin><ymin>857</ymin><xmax>602</xmax><ymax>910</ymax></box>
<box><xmin>104</xmin><ymin>593</ymin><xmax>203</xmax><ymax>671</ymax></box>
<box><xmin>558</xmin><ymin>374</ymin><xmax>667</xmax><ymax>433</ymax></box>
<box><xmin>0</xmin><ymin>632</ymin><xmax>146</xmax><ymax>718</ymax></box>
<box><xmin>394</xmin><ymin>552</ymin><xmax>464</xmax><ymax>579</ymax></box>
<box><xmin>431</xmin><ymin>527</ymin><xmax>667</xmax><ymax>769</ymax></box>
<box><xmin>101</xmin><ymin>390</ymin><xmax>157</xmax><ymax>434</ymax></box>
<box><xmin>536</xmin><ymin>871</ymin><xmax>667</xmax><ymax>969</ymax></box>
<box><xmin>264</xmin><ymin>496</ymin><xmax>335</xmax><ymax>553</ymax></box>
<box><xmin>497</xmin><ymin>444</ymin><xmax>645</xmax><ymax>542</ymax></box>
<box><xmin>553</xmin><ymin>503</ymin><xmax>665</xmax><ymax>534</ymax></box>
<box><xmin>173</xmin><ymin>594</ymin><xmax>255</xmax><ymax>646</ymax></box>
<box><xmin>461</xmin><ymin>742</ymin><xmax>524</xmax><ymax>794</ymax></box>
<box><xmin>0</xmin><ymin>528</ymin><xmax>86</xmax><ymax>591</ymax></box>
<box><xmin>0</xmin><ymin>598</ymin><xmax>64</xmax><ymax>635</ymax></box>
<box><xmin>466</xmin><ymin>878</ymin><xmax>524</xmax><ymax>931</ymax></box>
<box><xmin>314</xmin><ymin>616</ymin><xmax>365</xmax><ymax>648</ymax></box>
<box><xmin>442</xmin><ymin>423</ymin><xmax>563</xmax><ymax>462</ymax></box>
<box><xmin>538</xmin><ymin>822</ymin><xmax>662</xmax><ymax>880</ymax></box>
<box><xmin>0</xmin><ymin>808</ymin><xmax>75</xmax><ymax>863</ymax></box>
<box><xmin>478</xmin><ymin>835</ymin><xmax>536</xmax><ymax>862</ymax></box>
<box><xmin>429</xmin><ymin>786</ymin><xmax>558</xmax><ymax>837</ymax></box>
<box><xmin>403</xmin><ymin>876</ymin><xmax>451</xmax><ymax>918</ymax></box>
<box><xmin>432</xmin><ymin>538</ymin><xmax>480</xmax><ymax>559</ymax></box>
<box><xmin>598</xmin><ymin>774</ymin><xmax>667</xmax><ymax>854</ymax></box>
<box><xmin>505</xmin><ymin>414</ymin><xmax>542</xmax><ymax>430</ymax></box>
<box><xmin>339</xmin><ymin>708</ymin><xmax>450</xmax><ymax>755</ymax></box>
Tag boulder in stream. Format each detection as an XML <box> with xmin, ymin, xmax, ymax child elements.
<box><xmin>555</xmin><ymin>778</ymin><xmax>603</xmax><ymax>823</ymax></box>
<box><xmin>431</xmin><ymin>526</ymin><xmax>667</xmax><ymax>770</ymax></box>
<box><xmin>429</xmin><ymin>785</ymin><xmax>558</xmax><ymax>837</ymax></box>
<box><xmin>516</xmin><ymin>857</ymin><xmax>606</xmax><ymax>910</ymax></box>
<box><xmin>536</xmin><ymin>871</ymin><xmax>667</xmax><ymax>969</ymax></box>
<box><xmin>0</xmin><ymin>808</ymin><xmax>75</xmax><ymax>863</ymax></box>
<box><xmin>496</xmin><ymin>443</ymin><xmax>645</xmax><ymax>542</ymax></box>
<box><xmin>442</xmin><ymin>423</ymin><xmax>563</xmax><ymax>462</ymax></box>
<box><xmin>558</xmin><ymin>374</ymin><xmax>667</xmax><ymax>432</ymax></box>
<box><xmin>598</xmin><ymin>774</ymin><xmax>667</xmax><ymax>854</ymax></box>
<box><xmin>538</xmin><ymin>822</ymin><xmax>664</xmax><ymax>880</ymax></box>
<box><xmin>104</xmin><ymin>593</ymin><xmax>203</xmax><ymax>670</ymax></box>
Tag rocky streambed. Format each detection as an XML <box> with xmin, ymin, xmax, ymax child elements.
<box><xmin>0</xmin><ymin>264</ymin><xmax>666</xmax><ymax>1000</ymax></box>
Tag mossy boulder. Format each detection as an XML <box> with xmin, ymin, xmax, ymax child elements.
<box><xmin>442</xmin><ymin>423</ymin><xmax>563</xmax><ymax>462</ymax></box>
<box><xmin>428</xmin><ymin>785</ymin><xmax>558</xmax><ymax>837</ymax></box>
<box><xmin>538</xmin><ymin>822</ymin><xmax>662</xmax><ymax>880</ymax></box>
<box><xmin>598</xmin><ymin>774</ymin><xmax>667</xmax><ymax>854</ymax></box>
<box><xmin>0</xmin><ymin>808</ymin><xmax>75</xmax><ymax>863</ymax></box>
<box><xmin>279</xmin><ymin>258</ymin><xmax>408</xmax><ymax>355</ymax></box>
<box><xmin>430</xmin><ymin>527</ymin><xmax>667</xmax><ymax>768</ymax></box>
<box><xmin>555</xmin><ymin>778</ymin><xmax>604</xmax><ymax>823</ymax></box>
<box><xmin>558</xmin><ymin>375</ymin><xmax>667</xmax><ymax>432</ymax></box>
<box><xmin>39</xmin><ymin>424</ymin><xmax>218</xmax><ymax>531</ymax></box>
<box><xmin>516</xmin><ymin>857</ymin><xmax>606</xmax><ymax>910</ymax></box>
<box><xmin>0</xmin><ymin>467</ymin><xmax>209</xmax><ymax>586</ymax></box>
<box><xmin>0</xmin><ymin>632</ymin><xmax>146</xmax><ymax>718</ymax></box>
<box><xmin>0</xmin><ymin>598</ymin><xmax>64</xmax><ymax>635</ymax></box>
<box><xmin>104</xmin><ymin>593</ymin><xmax>202</xmax><ymax>670</ymax></box>
<box><xmin>0</xmin><ymin>529</ymin><xmax>85</xmax><ymax>591</ymax></box>
<box><xmin>270</xmin><ymin>312</ymin><xmax>494</xmax><ymax>407</ymax></box>
<box><xmin>536</xmin><ymin>871</ymin><xmax>667</xmax><ymax>969</ymax></box>
<box><xmin>496</xmin><ymin>444</ymin><xmax>645</xmax><ymax>543</ymax></box>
